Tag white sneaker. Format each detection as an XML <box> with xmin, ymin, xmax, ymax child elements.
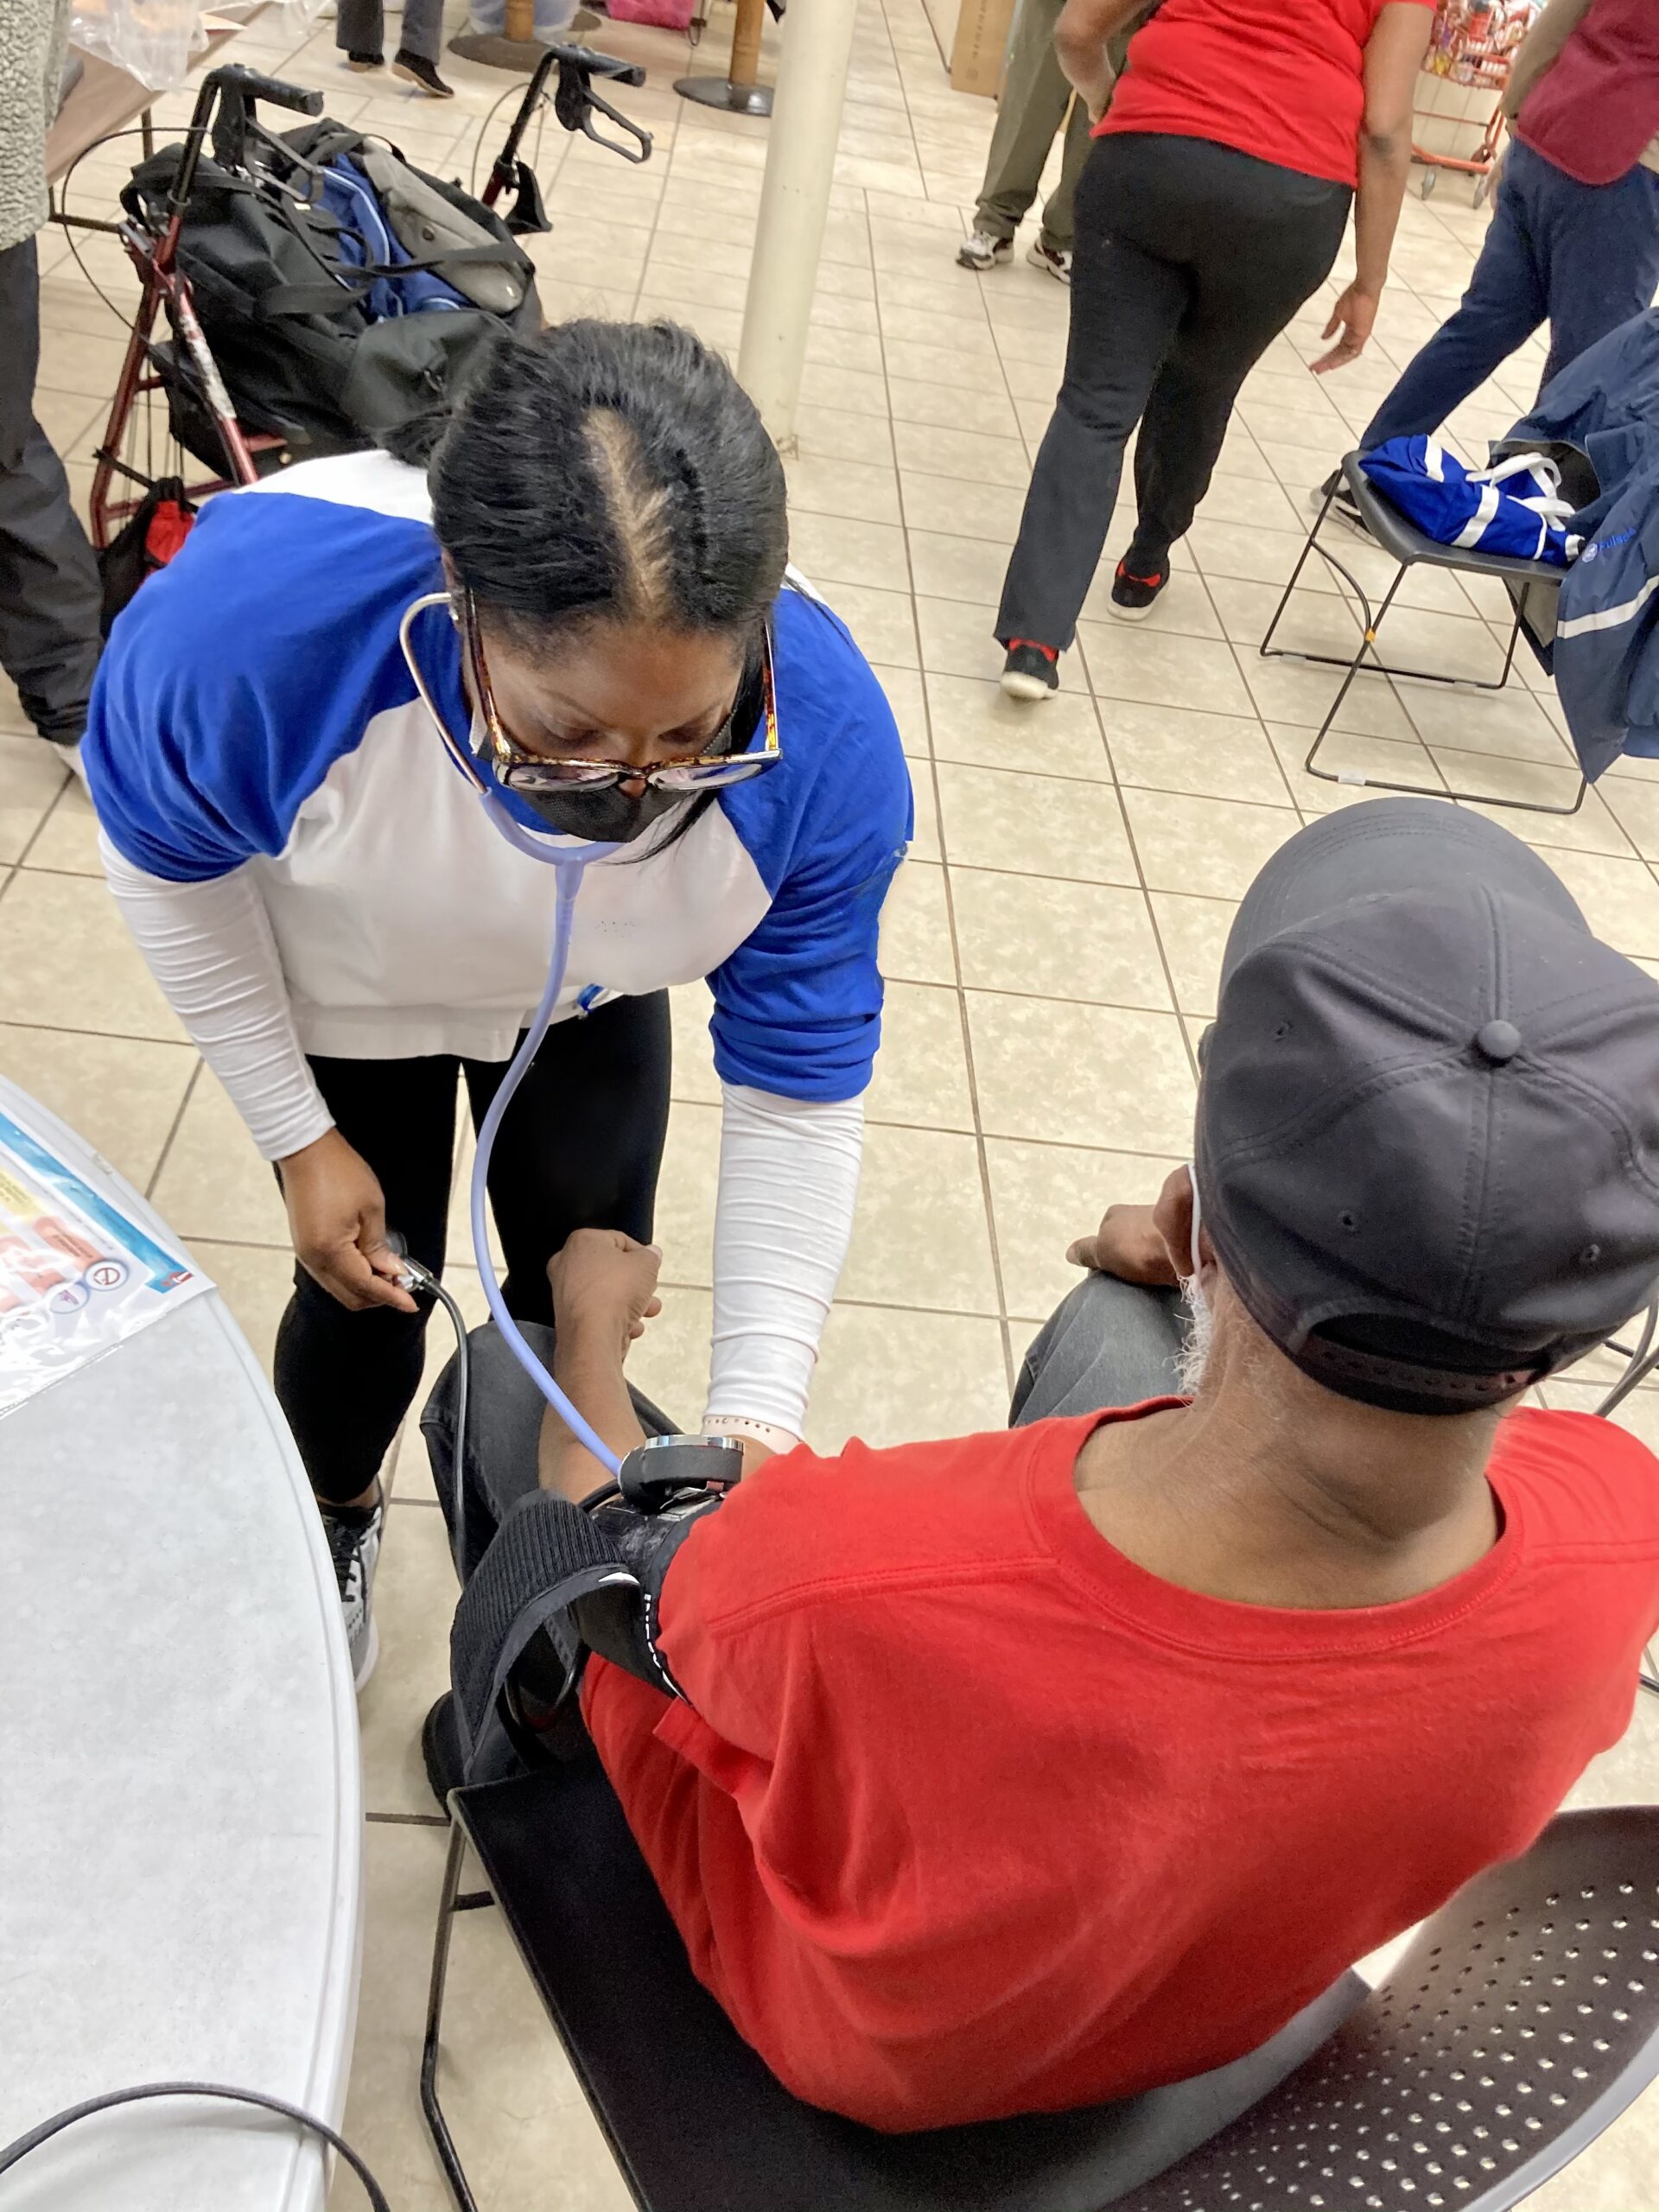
<box><xmin>957</xmin><ymin>230</ymin><xmax>1014</xmax><ymax>272</ymax></box>
<box><xmin>1027</xmin><ymin>241</ymin><xmax>1072</xmax><ymax>283</ymax></box>
<box><xmin>323</xmin><ymin>1501</ymin><xmax>384</xmax><ymax>1690</ymax></box>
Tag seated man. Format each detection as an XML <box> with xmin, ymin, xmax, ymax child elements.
<box><xmin>423</xmin><ymin>797</ymin><xmax>1659</xmax><ymax>2135</ymax></box>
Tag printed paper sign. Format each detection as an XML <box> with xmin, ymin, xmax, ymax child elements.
<box><xmin>0</xmin><ymin>1103</ymin><xmax>213</xmax><ymax>1417</ymax></box>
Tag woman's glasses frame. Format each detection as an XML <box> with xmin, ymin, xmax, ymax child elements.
<box><xmin>396</xmin><ymin>588</ymin><xmax>781</xmax><ymax>798</ymax></box>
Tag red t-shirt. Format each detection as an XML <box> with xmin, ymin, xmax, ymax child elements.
<box><xmin>1097</xmin><ymin>0</ymin><xmax>1437</xmax><ymax>189</ymax></box>
<box><xmin>584</xmin><ymin>1402</ymin><xmax>1659</xmax><ymax>2133</ymax></box>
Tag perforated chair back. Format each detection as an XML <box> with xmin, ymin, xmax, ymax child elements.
<box><xmin>1113</xmin><ymin>1806</ymin><xmax>1659</xmax><ymax>2211</ymax></box>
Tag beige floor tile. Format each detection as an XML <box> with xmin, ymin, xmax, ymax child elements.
<box><xmin>1079</xmin><ymin>625</ymin><xmax>1255</xmax><ymax>718</ymax></box>
<box><xmin>1598</xmin><ymin>773</ymin><xmax>1659</xmax><ymax>863</ymax></box>
<box><xmin>626</xmin><ymin>1282</ymin><xmax>716</xmax><ymax>1433</ymax></box>
<box><xmin>189</xmin><ymin>1238</ymin><xmax>296</xmax><ymax>1376</ymax></box>
<box><xmin>1148</xmin><ymin>892</ymin><xmax>1241</xmax><ymax>1019</ymax></box>
<box><xmin>807</xmin><ymin>1301</ymin><xmax>1011</xmax><ymax>1452</ymax></box>
<box><xmin>149</xmin><ymin>1067</ymin><xmax>290</xmax><ymax>1245</ymax></box>
<box><xmin>0</xmin><ymin>1023</ymin><xmax>196</xmax><ymax>1192</ymax></box>
<box><xmin>798</xmin><ymin>360</ymin><xmax>890</xmax><ymax>417</ymax></box>
<box><xmin>1207</xmin><ymin>574</ymin><xmax>1363</xmax><ymax>659</ymax></box>
<box><xmin>649</xmin><ymin>1097</ymin><xmax>721</xmax><ymax>1291</ymax></box>
<box><xmin>791</xmin><ymin>409</ymin><xmax>898</xmax><ymax>474</ymax></box>
<box><xmin>1446</xmin><ymin>759</ymin><xmax>1634</xmax><ymax>860</ymax></box>
<box><xmin>0</xmin><ymin>732</ymin><xmax>72</xmax><ymax>862</ymax></box>
<box><xmin>925</xmin><ymin>672</ymin><xmax>1110</xmax><ymax>779</ymax></box>
<box><xmin>966</xmin><ymin>992</ymin><xmax>1196</xmax><ymax>1154</ymax></box>
<box><xmin>865</xmin><ymin>980</ymin><xmax>974</xmax><ymax>1132</ymax></box>
<box><xmin>1103</xmin><ymin>702</ymin><xmax>1294</xmax><ymax>807</ymax></box>
<box><xmin>1241</xmin><ymin>652</ymin><xmax>1420</xmax><ymax>741</ymax></box>
<box><xmin>875</xmin><ymin>663</ymin><xmax>930</xmax><ymax>757</ymax></box>
<box><xmin>988</xmin><ymin>1140</ymin><xmax>1184</xmax><ymax>1322</ymax></box>
<box><xmin>880</xmin><ymin>856</ymin><xmax>956</xmax><ymax>985</ymax></box>
<box><xmin>1267</xmin><ymin>723</ymin><xmax>1449</xmax><ymax>812</ymax></box>
<box><xmin>936</xmin><ymin>761</ymin><xmax>1136</xmax><ymax>884</ymax></box>
<box><xmin>1122</xmin><ymin>787</ymin><xmax>1300</xmax><ymax>900</ymax></box>
<box><xmin>786</xmin><ymin>450</ymin><xmax>901</xmax><ymax>528</ymax></box>
<box><xmin>1531</xmin><ymin>847</ymin><xmax>1659</xmax><ymax>961</ymax></box>
<box><xmin>841</xmin><ymin>1122</ymin><xmax>997</xmax><ymax>1312</ymax></box>
<box><xmin>359</xmin><ymin>1500</ymin><xmax>459</xmax><ymax>1819</ymax></box>
<box><xmin>0</xmin><ymin>867</ymin><xmax>186</xmax><ymax>1041</ymax></box>
<box><xmin>887</xmin><ymin>375</ymin><xmax>1022</xmax><ymax>439</ymax></box>
<box><xmin>951</xmin><ymin>869</ymin><xmax>1169</xmax><ymax>1011</ymax></box>
<box><xmin>667</xmin><ymin>982</ymin><xmax>721</xmax><ymax>1106</ymax></box>
<box><xmin>900</xmin><ymin>472</ymin><xmax>1025</xmax><ymax>547</ymax></box>
<box><xmin>906</xmin><ymin>527</ymin><xmax>1012</xmax><ymax>605</ymax></box>
<box><xmin>787</xmin><ymin>509</ymin><xmax>910</xmax><ymax>593</ymax></box>
<box><xmin>907</xmin><ymin>763</ymin><xmax>943</xmax><ymax>859</ymax></box>
<box><xmin>894</xmin><ymin>422</ymin><xmax>1030</xmax><ymax>488</ymax></box>
<box><xmin>334</xmin><ymin>1821</ymin><xmax>627</xmax><ymax>2212</ymax></box>
<box><xmin>1394</xmin><ymin>678</ymin><xmax>1573</xmax><ymax>762</ymax></box>
<box><xmin>823</xmin><ymin>580</ymin><xmax>919</xmax><ymax>669</ymax></box>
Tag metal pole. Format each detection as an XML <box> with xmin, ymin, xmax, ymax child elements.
<box><xmin>735</xmin><ymin>0</ymin><xmax>860</xmax><ymax>451</ymax></box>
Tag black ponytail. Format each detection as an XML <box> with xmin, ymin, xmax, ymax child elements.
<box><xmin>429</xmin><ymin>319</ymin><xmax>789</xmax><ymax>652</ymax></box>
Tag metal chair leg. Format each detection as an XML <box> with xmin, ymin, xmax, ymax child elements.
<box><xmin>422</xmin><ymin>1812</ymin><xmax>499</xmax><ymax>2212</ymax></box>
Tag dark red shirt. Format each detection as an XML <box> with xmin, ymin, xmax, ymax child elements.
<box><xmin>585</xmin><ymin>1402</ymin><xmax>1659</xmax><ymax>2132</ymax></box>
<box><xmin>1096</xmin><ymin>0</ymin><xmax>1436</xmax><ymax>189</ymax></box>
<box><xmin>1516</xmin><ymin>0</ymin><xmax>1659</xmax><ymax>187</ymax></box>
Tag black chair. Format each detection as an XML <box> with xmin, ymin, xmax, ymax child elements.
<box><xmin>422</xmin><ymin>1764</ymin><xmax>1659</xmax><ymax>2212</ymax></box>
<box><xmin>1261</xmin><ymin>450</ymin><xmax>1588</xmax><ymax>819</ymax></box>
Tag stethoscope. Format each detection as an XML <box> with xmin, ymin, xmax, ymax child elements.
<box><xmin>398</xmin><ymin>589</ymin><xmax>627</xmax><ymax>1483</ymax></box>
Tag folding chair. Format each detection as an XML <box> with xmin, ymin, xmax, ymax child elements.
<box><xmin>1262</xmin><ymin>451</ymin><xmax>1589</xmax><ymax>819</ymax></box>
<box><xmin>422</xmin><ymin>1762</ymin><xmax>1659</xmax><ymax>2212</ymax></box>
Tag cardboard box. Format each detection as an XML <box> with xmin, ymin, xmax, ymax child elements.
<box><xmin>950</xmin><ymin>0</ymin><xmax>1015</xmax><ymax>96</ymax></box>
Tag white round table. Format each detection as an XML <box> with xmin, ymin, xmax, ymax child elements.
<box><xmin>0</xmin><ymin>1080</ymin><xmax>360</xmax><ymax>2210</ymax></box>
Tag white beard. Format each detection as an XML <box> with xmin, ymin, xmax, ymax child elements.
<box><xmin>1175</xmin><ymin>1274</ymin><xmax>1213</xmax><ymax>1395</ymax></box>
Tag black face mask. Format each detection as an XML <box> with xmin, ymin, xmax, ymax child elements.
<box><xmin>474</xmin><ymin>652</ymin><xmax>766</xmax><ymax>847</ymax></box>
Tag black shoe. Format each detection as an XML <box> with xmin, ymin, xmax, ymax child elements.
<box><xmin>1109</xmin><ymin>557</ymin><xmax>1169</xmax><ymax>622</ymax></box>
<box><xmin>1314</xmin><ymin>467</ymin><xmax>1369</xmax><ymax>536</ymax></box>
<box><xmin>392</xmin><ymin>48</ymin><xmax>454</xmax><ymax>95</ymax></box>
<box><xmin>344</xmin><ymin>48</ymin><xmax>384</xmax><ymax>68</ymax></box>
<box><xmin>422</xmin><ymin>1691</ymin><xmax>466</xmax><ymax>1812</ymax></box>
<box><xmin>1000</xmin><ymin>640</ymin><xmax>1059</xmax><ymax>700</ymax></box>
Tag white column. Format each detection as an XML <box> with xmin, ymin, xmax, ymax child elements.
<box><xmin>736</xmin><ymin>0</ymin><xmax>861</xmax><ymax>451</ymax></box>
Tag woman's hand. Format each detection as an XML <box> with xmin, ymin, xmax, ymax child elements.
<box><xmin>278</xmin><ymin>1128</ymin><xmax>418</xmax><ymax>1313</ymax></box>
<box><xmin>1311</xmin><ymin>283</ymin><xmax>1379</xmax><ymax>373</ymax></box>
<box><xmin>548</xmin><ymin>1229</ymin><xmax>663</xmax><ymax>1363</ymax></box>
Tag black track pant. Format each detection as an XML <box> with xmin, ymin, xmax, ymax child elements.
<box><xmin>997</xmin><ymin>133</ymin><xmax>1351</xmax><ymax>653</ymax></box>
<box><xmin>274</xmin><ymin>993</ymin><xmax>671</xmax><ymax>1504</ymax></box>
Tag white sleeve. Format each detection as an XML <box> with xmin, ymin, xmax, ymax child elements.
<box><xmin>99</xmin><ymin>831</ymin><xmax>334</xmax><ymax>1163</ymax></box>
<box><xmin>702</xmin><ymin>1080</ymin><xmax>865</xmax><ymax>1448</ymax></box>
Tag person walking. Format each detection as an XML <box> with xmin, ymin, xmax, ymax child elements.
<box><xmin>996</xmin><ymin>0</ymin><xmax>1434</xmax><ymax>697</ymax></box>
<box><xmin>338</xmin><ymin>0</ymin><xmax>454</xmax><ymax>98</ymax></box>
<box><xmin>957</xmin><ymin>0</ymin><xmax>1150</xmax><ymax>283</ymax></box>
<box><xmin>1324</xmin><ymin>0</ymin><xmax>1659</xmax><ymax>520</ymax></box>
<box><xmin>0</xmin><ymin>0</ymin><xmax>102</xmax><ymax>760</ymax></box>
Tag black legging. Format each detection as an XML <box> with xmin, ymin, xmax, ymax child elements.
<box><xmin>997</xmin><ymin>132</ymin><xmax>1352</xmax><ymax>652</ymax></box>
<box><xmin>273</xmin><ymin>992</ymin><xmax>671</xmax><ymax>1504</ymax></box>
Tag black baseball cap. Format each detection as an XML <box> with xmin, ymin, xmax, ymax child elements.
<box><xmin>1195</xmin><ymin>798</ymin><xmax>1659</xmax><ymax>1415</ymax></box>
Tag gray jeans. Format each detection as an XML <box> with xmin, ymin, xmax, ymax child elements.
<box><xmin>424</xmin><ymin>1273</ymin><xmax>1186</xmax><ymax>1583</ymax></box>
<box><xmin>335</xmin><ymin>0</ymin><xmax>444</xmax><ymax>60</ymax></box>
<box><xmin>0</xmin><ymin>237</ymin><xmax>102</xmax><ymax>747</ymax></box>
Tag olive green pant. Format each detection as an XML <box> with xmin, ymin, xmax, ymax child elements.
<box><xmin>972</xmin><ymin>0</ymin><xmax>1141</xmax><ymax>253</ymax></box>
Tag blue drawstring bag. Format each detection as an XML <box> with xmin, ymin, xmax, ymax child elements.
<box><xmin>315</xmin><ymin>156</ymin><xmax>468</xmax><ymax>321</ymax></box>
<box><xmin>1359</xmin><ymin>436</ymin><xmax>1583</xmax><ymax>566</ymax></box>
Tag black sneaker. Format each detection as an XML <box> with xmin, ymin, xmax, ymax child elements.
<box><xmin>1109</xmin><ymin>558</ymin><xmax>1169</xmax><ymax>621</ymax></box>
<box><xmin>392</xmin><ymin>48</ymin><xmax>454</xmax><ymax>96</ymax></box>
<box><xmin>1001</xmin><ymin>639</ymin><xmax>1059</xmax><ymax>699</ymax></box>
<box><xmin>422</xmin><ymin>1691</ymin><xmax>465</xmax><ymax>1812</ymax></box>
<box><xmin>1314</xmin><ymin>467</ymin><xmax>1369</xmax><ymax>536</ymax></box>
<box><xmin>344</xmin><ymin>48</ymin><xmax>384</xmax><ymax>68</ymax></box>
<box><xmin>321</xmin><ymin>1497</ymin><xmax>383</xmax><ymax>1690</ymax></box>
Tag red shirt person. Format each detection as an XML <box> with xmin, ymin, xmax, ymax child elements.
<box><xmin>435</xmin><ymin>798</ymin><xmax>1659</xmax><ymax>2133</ymax></box>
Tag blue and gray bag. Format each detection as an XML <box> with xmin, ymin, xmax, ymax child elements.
<box><xmin>1359</xmin><ymin>436</ymin><xmax>1583</xmax><ymax>566</ymax></box>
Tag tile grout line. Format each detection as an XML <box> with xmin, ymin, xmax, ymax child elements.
<box><xmin>145</xmin><ymin>1055</ymin><xmax>204</xmax><ymax>1203</ymax></box>
<box><xmin>874</xmin><ymin>128</ymin><xmax>1017</xmax><ymax>1395</ymax></box>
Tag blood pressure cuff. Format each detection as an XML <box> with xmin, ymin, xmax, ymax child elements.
<box><xmin>448</xmin><ymin>1486</ymin><xmax>721</xmax><ymax>1786</ymax></box>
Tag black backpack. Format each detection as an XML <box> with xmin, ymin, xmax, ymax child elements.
<box><xmin>121</xmin><ymin>118</ymin><xmax>540</xmax><ymax>470</ymax></box>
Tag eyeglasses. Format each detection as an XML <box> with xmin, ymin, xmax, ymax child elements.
<box><xmin>396</xmin><ymin>588</ymin><xmax>782</xmax><ymax>798</ymax></box>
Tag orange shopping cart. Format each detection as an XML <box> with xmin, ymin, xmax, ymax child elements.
<box><xmin>1412</xmin><ymin>0</ymin><xmax>1538</xmax><ymax>204</ymax></box>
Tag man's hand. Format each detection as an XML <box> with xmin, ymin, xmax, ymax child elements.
<box><xmin>548</xmin><ymin>1229</ymin><xmax>663</xmax><ymax>1363</ymax></box>
<box><xmin>1311</xmin><ymin>282</ymin><xmax>1379</xmax><ymax>374</ymax></box>
<box><xmin>279</xmin><ymin>1128</ymin><xmax>417</xmax><ymax>1313</ymax></box>
<box><xmin>1067</xmin><ymin>1202</ymin><xmax>1181</xmax><ymax>1286</ymax></box>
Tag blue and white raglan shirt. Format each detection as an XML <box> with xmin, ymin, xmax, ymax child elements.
<box><xmin>83</xmin><ymin>452</ymin><xmax>912</xmax><ymax>1448</ymax></box>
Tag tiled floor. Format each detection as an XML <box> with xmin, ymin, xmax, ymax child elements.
<box><xmin>6</xmin><ymin>0</ymin><xmax>1659</xmax><ymax>2201</ymax></box>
